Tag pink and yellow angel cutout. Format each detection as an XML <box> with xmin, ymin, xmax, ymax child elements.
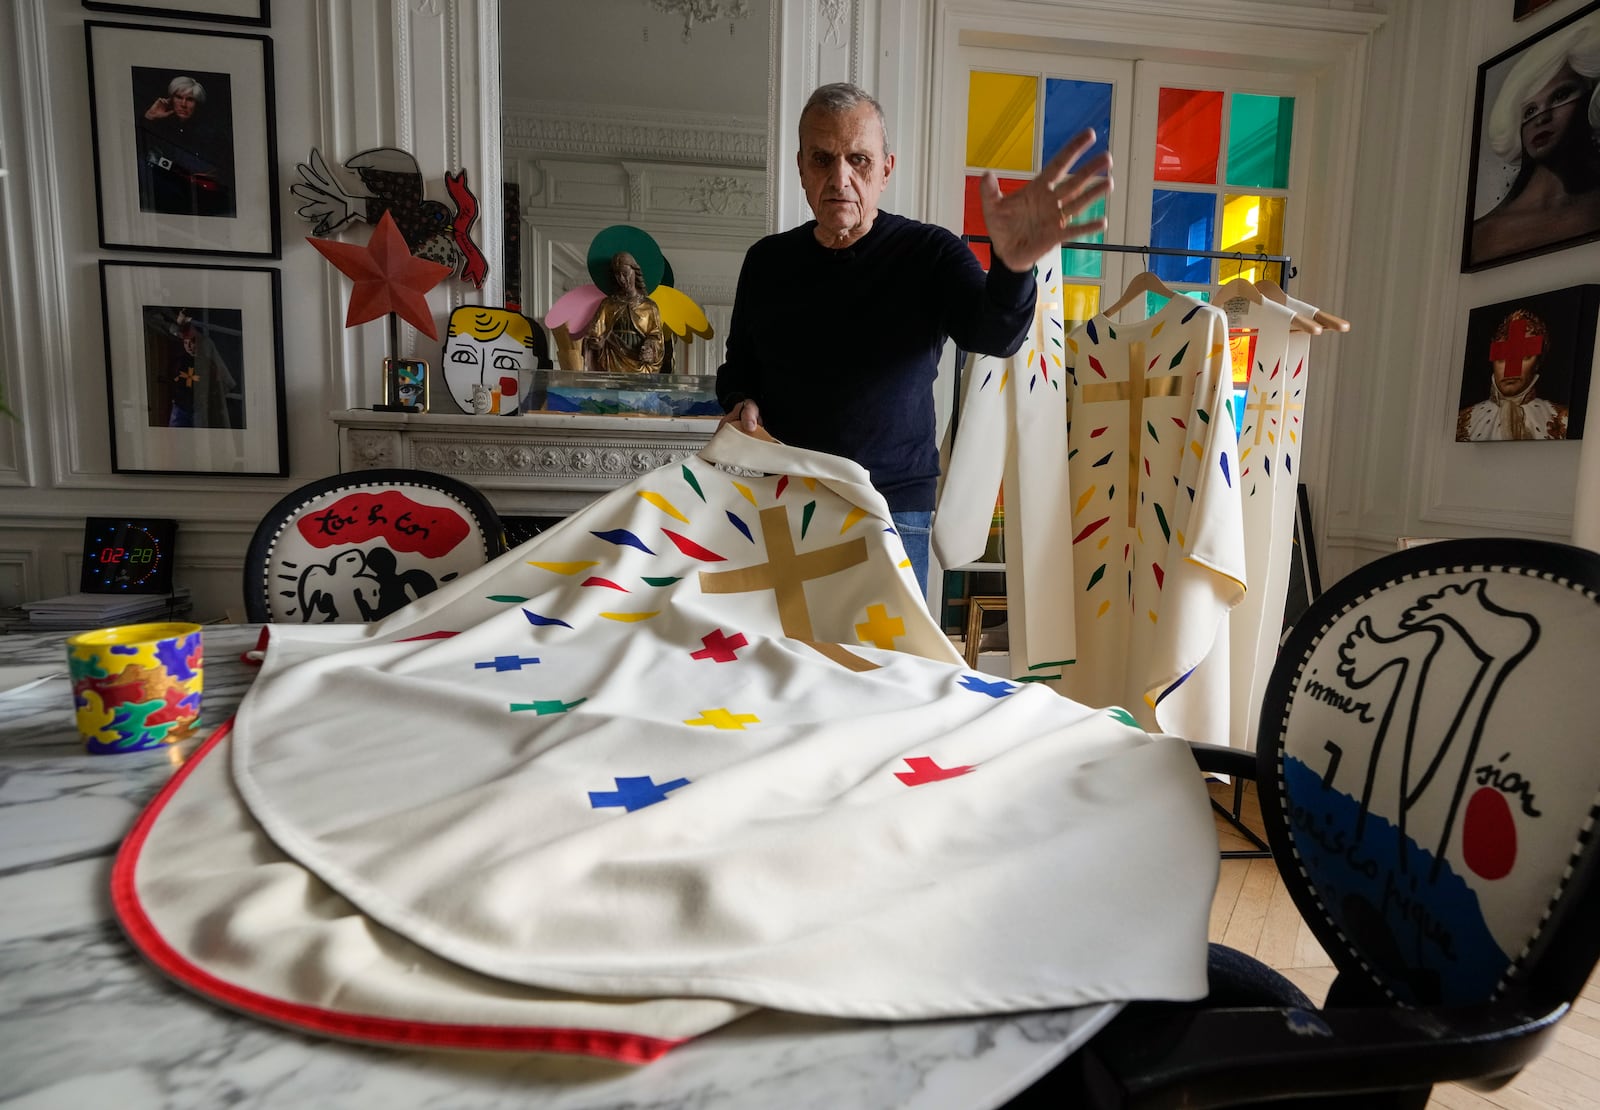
<box><xmin>545</xmin><ymin>225</ymin><xmax>713</xmax><ymax>373</ymax></box>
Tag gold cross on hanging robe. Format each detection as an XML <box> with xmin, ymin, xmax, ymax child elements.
<box><xmin>1246</xmin><ymin>388</ymin><xmax>1277</xmax><ymax>446</ymax></box>
<box><xmin>1080</xmin><ymin>339</ymin><xmax>1187</xmax><ymax>527</ymax></box>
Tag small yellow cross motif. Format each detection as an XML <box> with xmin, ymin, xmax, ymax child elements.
<box><xmin>1246</xmin><ymin>389</ymin><xmax>1277</xmax><ymax>446</ymax></box>
<box><xmin>1080</xmin><ymin>339</ymin><xmax>1186</xmax><ymax>526</ymax></box>
<box><xmin>855</xmin><ymin>603</ymin><xmax>905</xmax><ymax>649</ymax></box>
<box><xmin>685</xmin><ymin>708</ymin><xmax>760</xmax><ymax>730</ymax></box>
<box><xmin>175</xmin><ymin>367</ymin><xmax>199</xmax><ymax>386</ymax></box>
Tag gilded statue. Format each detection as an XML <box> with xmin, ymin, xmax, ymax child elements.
<box><xmin>583</xmin><ymin>251</ymin><xmax>666</xmax><ymax>374</ymax></box>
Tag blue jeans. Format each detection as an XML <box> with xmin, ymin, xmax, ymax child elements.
<box><xmin>891</xmin><ymin>511</ymin><xmax>932</xmax><ymax>597</ymax></box>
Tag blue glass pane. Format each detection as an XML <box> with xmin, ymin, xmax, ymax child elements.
<box><xmin>1060</xmin><ymin>194</ymin><xmax>1107</xmax><ymax>277</ymax></box>
<box><xmin>1149</xmin><ymin>190</ymin><xmax>1215</xmax><ymax>283</ymax></box>
<box><xmin>1043</xmin><ymin>79</ymin><xmax>1111</xmax><ymax>162</ymax></box>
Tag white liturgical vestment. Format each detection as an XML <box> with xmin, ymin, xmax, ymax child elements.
<box><xmin>116</xmin><ymin>427</ymin><xmax>1220</xmax><ymax>1060</ymax></box>
<box><xmin>1059</xmin><ymin>298</ymin><xmax>1245</xmax><ymax>743</ymax></box>
<box><xmin>1223</xmin><ymin>295</ymin><xmax>1307</xmax><ymax>749</ymax></box>
<box><xmin>934</xmin><ymin>263</ymin><xmax>1077</xmax><ymax>681</ymax></box>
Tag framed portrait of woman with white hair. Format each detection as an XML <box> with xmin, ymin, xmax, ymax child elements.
<box><xmin>85</xmin><ymin>21</ymin><xmax>278</xmax><ymax>257</ymax></box>
<box><xmin>1463</xmin><ymin>0</ymin><xmax>1600</xmax><ymax>271</ymax></box>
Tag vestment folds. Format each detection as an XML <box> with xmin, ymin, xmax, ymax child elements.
<box><xmin>119</xmin><ymin>427</ymin><xmax>1220</xmax><ymax>1049</ymax></box>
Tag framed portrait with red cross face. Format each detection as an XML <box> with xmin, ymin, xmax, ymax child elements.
<box><xmin>1455</xmin><ymin>285</ymin><xmax>1599</xmax><ymax>443</ymax></box>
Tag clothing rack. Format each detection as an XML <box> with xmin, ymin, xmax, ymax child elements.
<box><xmin>950</xmin><ymin>235</ymin><xmax>1294</xmax><ymax>860</ymax></box>
<box><xmin>951</xmin><ymin>238</ymin><xmax>1296</xmax><ymax>438</ymax></box>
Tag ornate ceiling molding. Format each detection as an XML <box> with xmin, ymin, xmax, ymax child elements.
<box><xmin>504</xmin><ymin>98</ymin><xmax>767</xmax><ymax>169</ymax></box>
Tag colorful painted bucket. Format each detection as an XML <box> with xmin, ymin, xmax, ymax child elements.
<box><xmin>66</xmin><ymin>622</ymin><xmax>204</xmax><ymax>753</ymax></box>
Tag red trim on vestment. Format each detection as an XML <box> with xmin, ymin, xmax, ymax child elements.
<box><xmin>110</xmin><ymin>721</ymin><xmax>686</xmax><ymax>1063</ymax></box>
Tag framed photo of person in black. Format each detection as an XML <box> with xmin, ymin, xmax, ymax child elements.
<box><xmin>85</xmin><ymin>21</ymin><xmax>279</xmax><ymax>257</ymax></box>
<box><xmin>1462</xmin><ymin>1</ymin><xmax>1600</xmax><ymax>272</ymax></box>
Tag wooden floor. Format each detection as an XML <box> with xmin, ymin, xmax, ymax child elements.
<box><xmin>1209</xmin><ymin>779</ymin><xmax>1600</xmax><ymax>1109</ymax></box>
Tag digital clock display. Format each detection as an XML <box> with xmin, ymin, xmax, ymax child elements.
<box><xmin>80</xmin><ymin>518</ymin><xmax>178</xmax><ymax>594</ymax></box>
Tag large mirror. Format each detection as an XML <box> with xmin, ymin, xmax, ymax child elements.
<box><xmin>500</xmin><ymin>0</ymin><xmax>774</xmax><ymax>378</ymax></box>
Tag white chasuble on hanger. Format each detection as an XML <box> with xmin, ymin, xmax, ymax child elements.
<box><xmin>1061</xmin><ymin>298</ymin><xmax>1245</xmax><ymax>743</ymax></box>
<box><xmin>1223</xmin><ymin>295</ymin><xmax>1305</xmax><ymax>750</ymax></box>
<box><xmin>119</xmin><ymin>426</ymin><xmax>1220</xmax><ymax>1055</ymax></box>
<box><xmin>933</xmin><ymin>263</ymin><xmax>1076</xmax><ymax>681</ymax></box>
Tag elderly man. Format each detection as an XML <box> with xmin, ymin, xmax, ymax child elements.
<box><xmin>716</xmin><ymin>82</ymin><xmax>1111</xmax><ymax>592</ymax></box>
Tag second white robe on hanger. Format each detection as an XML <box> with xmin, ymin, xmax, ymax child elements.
<box><xmin>1223</xmin><ymin>294</ymin><xmax>1307</xmax><ymax>749</ymax></box>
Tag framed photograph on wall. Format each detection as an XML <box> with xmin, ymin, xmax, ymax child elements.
<box><xmin>1461</xmin><ymin>0</ymin><xmax>1600</xmax><ymax>272</ymax></box>
<box><xmin>1455</xmin><ymin>284</ymin><xmax>1599</xmax><ymax>442</ymax></box>
<box><xmin>99</xmin><ymin>261</ymin><xmax>288</xmax><ymax>475</ymax></box>
<box><xmin>82</xmin><ymin>0</ymin><xmax>269</xmax><ymax>26</ymax></box>
<box><xmin>85</xmin><ymin>21</ymin><xmax>279</xmax><ymax>257</ymax></box>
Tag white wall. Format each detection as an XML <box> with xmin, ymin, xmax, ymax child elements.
<box><xmin>1320</xmin><ymin>0</ymin><xmax>1600</xmax><ymax>580</ymax></box>
<box><xmin>0</xmin><ymin>0</ymin><xmax>498</xmax><ymax>620</ymax></box>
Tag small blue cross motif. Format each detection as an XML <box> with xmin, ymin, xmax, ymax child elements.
<box><xmin>475</xmin><ymin>654</ymin><xmax>540</xmax><ymax>672</ymax></box>
<box><xmin>588</xmin><ymin>775</ymin><xmax>691</xmax><ymax>813</ymax></box>
<box><xmin>958</xmin><ymin>674</ymin><xmax>1016</xmax><ymax>698</ymax></box>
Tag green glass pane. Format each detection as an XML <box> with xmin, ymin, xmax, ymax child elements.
<box><xmin>1145</xmin><ymin>289</ymin><xmax>1210</xmax><ymax>319</ymax></box>
<box><xmin>1060</xmin><ymin>194</ymin><xmax>1107</xmax><ymax>278</ymax></box>
<box><xmin>1218</xmin><ymin>194</ymin><xmax>1285</xmax><ymax>282</ymax></box>
<box><xmin>967</xmin><ymin>71</ymin><xmax>1037</xmax><ymax>172</ymax></box>
<box><xmin>1226</xmin><ymin>94</ymin><xmax>1294</xmax><ymax>189</ymax></box>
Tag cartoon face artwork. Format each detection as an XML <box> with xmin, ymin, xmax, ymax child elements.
<box><xmin>442</xmin><ymin>306</ymin><xmax>537</xmax><ymax>415</ymax></box>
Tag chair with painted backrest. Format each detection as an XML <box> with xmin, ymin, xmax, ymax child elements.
<box><xmin>244</xmin><ymin>468</ymin><xmax>507</xmax><ymax>624</ymax></box>
<box><xmin>1028</xmin><ymin>537</ymin><xmax>1600</xmax><ymax>1109</ymax></box>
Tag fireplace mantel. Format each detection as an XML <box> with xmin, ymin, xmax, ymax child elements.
<box><xmin>333</xmin><ymin>409</ymin><xmax>722</xmax><ymax>517</ymax></box>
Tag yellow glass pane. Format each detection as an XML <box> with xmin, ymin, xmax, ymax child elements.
<box><xmin>1218</xmin><ymin>194</ymin><xmax>1285</xmax><ymax>283</ymax></box>
<box><xmin>1062</xmin><ymin>283</ymin><xmax>1100</xmax><ymax>331</ymax></box>
<box><xmin>967</xmin><ymin>71</ymin><xmax>1037</xmax><ymax>172</ymax></box>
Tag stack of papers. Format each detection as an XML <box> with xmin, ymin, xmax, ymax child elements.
<box><xmin>20</xmin><ymin>589</ymin><xmax>193</xmax><ymax>631</ymax></box>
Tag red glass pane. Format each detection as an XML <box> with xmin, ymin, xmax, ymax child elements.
<box><xmin>963</xmin><ymin>174</ymin><xmax>1028</xmax><ymax>268</ymax></box>
<box><xmin>1154</xmin><ymin>88</ymin><xmax>1222</xmax><ymax>184</ymax></box>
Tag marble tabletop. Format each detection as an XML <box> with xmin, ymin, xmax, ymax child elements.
<box><xmin>0</xmin><ymin>624</ymin><xmax>1113</xmax><ymax>1109</ymax></box>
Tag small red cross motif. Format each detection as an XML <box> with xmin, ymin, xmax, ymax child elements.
<box><xmin>894</xmin><ymin>756</ymin><xmax>976</xmax><ymax>786</ymax></box>
<box><xmin>690</xmin><ymin>628</ymin><xmax>748</xmax><ymax>662</ymax></box>
<box><xmin>1490</xmin><ymin>318</ymin><xmax>1544</xmax><ymax>365</ymax></box>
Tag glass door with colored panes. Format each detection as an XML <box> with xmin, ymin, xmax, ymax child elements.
<box><xmin>1124</xmin><ymin>63</ymin><xmax>1310</xmax><ymax>426</ymax></box>
<box><xmin>947</xmin><ymin>52</ymin><xmax>1136</xmax><ymax>334</ymax></box>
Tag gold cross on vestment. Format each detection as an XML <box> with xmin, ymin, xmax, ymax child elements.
<box><xmin>1246</xmin><ymin>388</ymin><xmax>1277</xmax><ymax>446</ymax></box>
<box><xmin>699</xmin><ymin>505</ymin><xmax>869</xmax><ymax>642</ymax></box>
<box><xmin>1080</xmin><ymin>339</ymin><xmax>1186</xmax><ymax>527</ymax></box>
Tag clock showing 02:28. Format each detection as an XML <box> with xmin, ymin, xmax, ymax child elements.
<box><xmin>80</xmin><ymin>517</ymin><xmax>178</xmax><ymax>595</ymax></box>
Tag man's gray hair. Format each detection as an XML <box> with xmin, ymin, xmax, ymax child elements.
<box><xmin>166</xmin><ymin>75</ymin><xmax>207</xmax><ymax>103</ymax></box>
<box><xmin>799</xmin><ymin>82</ymin><xmax>891</xmax><ymax>155</ymax></box>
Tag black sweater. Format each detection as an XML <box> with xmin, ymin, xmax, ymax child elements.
<box><xmin>715</xmin><ymin>212</ymin><xmax>1036</xmax><ymax>512</ymax></box>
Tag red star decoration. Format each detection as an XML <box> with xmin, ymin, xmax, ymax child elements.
<box><xmin>307</xmin><ymin>210</ymin><xmax>451</xmax><ymax>340</ymax></box>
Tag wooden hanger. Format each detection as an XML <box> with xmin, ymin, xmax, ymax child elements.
<box><xmin>1215</xmin><ymin>278</ymin><xmax>1321</xmax><ymax>335</ymax></box>
<box><xmin>1254</xmin><ymin>278</ymin><xmax>1351</xmax><ymax>333</ymax></box>
<box><xmin>1102</xmin><ymin>270</ymin><xmax>1182</xmax><ymax>319</ymax></box>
